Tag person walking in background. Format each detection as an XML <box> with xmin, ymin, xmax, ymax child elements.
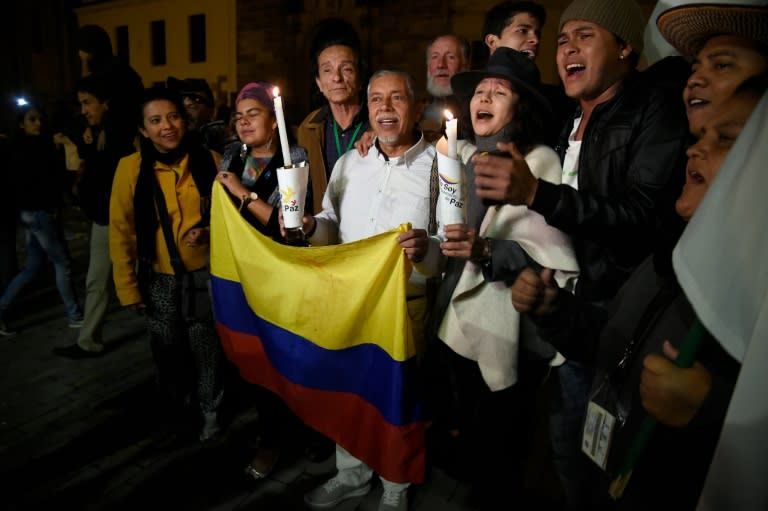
<box><xmin>0</xmin><ymin>129</ymin><xmax>18</xmax><ymax>294</ymax></box>
<box><xmin>109</xmin><ymin>86</ymin><xmax>225</xmax><ymax>442</ymax></box>
<box><xmin>0</xmin><ymin>102</ymin><xmax>83</xmax><ymax>337</ymax></box>
<box><xmin>54</xmin><ymin>71</ymin><xmax>139</xmax><ymax>358</ymax></box>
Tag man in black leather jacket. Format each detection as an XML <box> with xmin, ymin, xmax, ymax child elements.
<box><xmin>471</xmin><ymin>0</ymin><xmax>689</xmax><ymax>507</ymax></box>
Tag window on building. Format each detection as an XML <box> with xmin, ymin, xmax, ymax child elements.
<box><xmin>189</xmin><ymin>14</ymin><xmax>206</xmax><ymax>63</ymax></box>
<box><xmin>116</xmin><ymin>26</ymin><xmax>130</xmax><ymax>65</ymax></box>
<box><xmin>151</xmin><ymin>20</ymin><xmax>166</xmax><ymax>66</ymax></box>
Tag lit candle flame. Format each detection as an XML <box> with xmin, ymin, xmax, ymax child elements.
<box><xmin>273</xmin><ymin>86</ymin><xmax>280</xmax><ymax>98</ymax></box>
<box><xmin>444</xmin><ymin>109</ymin><xmax>454</xmax><ymax>121</ymax></box>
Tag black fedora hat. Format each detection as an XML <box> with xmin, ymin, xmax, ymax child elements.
<box><xmin>451</xmin><ymin>47</ymin><xmax>551</xmax><ymax>115</ymax></box>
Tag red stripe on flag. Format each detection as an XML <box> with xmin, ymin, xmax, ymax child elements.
<box><xmin>218</xmin><ymin>323</ymin><xmax>426</xmax><ymax>483</ymax></box>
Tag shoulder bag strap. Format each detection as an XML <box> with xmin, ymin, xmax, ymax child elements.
<box><xmin>152</xmin><ymin>177</ymin><xmax>186</xmax><ymax>276</ymax></box>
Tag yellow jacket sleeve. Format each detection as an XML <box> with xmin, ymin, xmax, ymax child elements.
<box><xmin>109</xmin><ymin>153</ymin><xmax>142</xmax><ymax>306</ymax></box>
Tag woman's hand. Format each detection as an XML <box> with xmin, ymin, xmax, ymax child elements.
<box><xmin>216</xmin><ymin>171</ymin><xmax>248</xmax><ymax>198</ymax></box>
<box><xmin>440</xmin><ymin>223</ymin><xmax>481</xmax><ymax>260</ymax></box>
<box><xmin>183</xmin><ymin>227</ymin><xmax>210</xmax><ymax>247</ymax></box>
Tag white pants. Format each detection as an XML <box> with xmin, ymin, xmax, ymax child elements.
<box><xmin>335</xmin><ymin>444</ymin><xmax>410</xmax><ymax>493</ymax></box>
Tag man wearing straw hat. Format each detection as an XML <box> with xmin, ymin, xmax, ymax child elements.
<box><xmin>656</xmin><ymin>3</ymin><xmax>768</xmax><ymax>509</ymax></box>
<box><xmin>656</xmin><ymin>1</ymin><xmax>768</xmax><ymax>135</ymax></box>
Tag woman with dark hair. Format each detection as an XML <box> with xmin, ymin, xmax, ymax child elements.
<box><xmin>215</xmin><ymin>81</ymin><xmax>309</xmax><ymax>242</ymax></box>
<box><xmin>109</xmin><ymin>86</ymin><xmax>225</xmax><ymax>441</ymax></box>
<box><xmin>216</xmin><ymin>81</ymin><xmax>314</xmax><ymax>480</ymax></box>
<box><xmin>424</xmin><ymin>47</ymin><xmax>579</xmax><ymax>509</ymax></box>
<box><xmin>0</xmin><ymin>102</ymin><xmax>82</xmax><ymax>337</ymax></box>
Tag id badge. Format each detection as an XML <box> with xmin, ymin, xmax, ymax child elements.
<box><xmin>582</xmin><ymin>400</ymin><xmax>616</xmax><ymax>470</ymax></box>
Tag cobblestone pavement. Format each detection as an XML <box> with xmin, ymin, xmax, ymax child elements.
<box><xmin>1</xmin><ymin>205</ymin><xmax>565</xmax><ymax>511</ymax></box>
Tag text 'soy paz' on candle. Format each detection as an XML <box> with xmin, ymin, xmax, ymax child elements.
<box><xmin>272</xmin><ymin>87</ymin><xmax>293</xmax><ymax>167</ymax></box>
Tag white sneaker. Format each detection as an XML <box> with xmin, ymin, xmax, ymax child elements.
<box><xmin>304</xmin><ymin>475</ymin><xmax>371</xmax><ymax>509</ymax></box>
<box><xmin>378</xmin><ymin>486</ymin><xmax>408</xmax><ymax>511</ymax></box>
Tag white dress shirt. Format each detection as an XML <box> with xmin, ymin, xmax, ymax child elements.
<box><xmin>310</xmin><ymin>134</ymin><xmax>441</xmax><ymax>296</ymax></box>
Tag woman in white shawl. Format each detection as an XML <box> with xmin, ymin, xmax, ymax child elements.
<box><xmin>424</xmin><ymin>47</ymin><xmax>579</xmax><ymax>509</ymax></box>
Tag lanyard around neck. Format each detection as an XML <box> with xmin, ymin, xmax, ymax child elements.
<box><xmin>333</xmin><ymin>119</ymin><xmax>363</xmax><ymax>156</ymax></box>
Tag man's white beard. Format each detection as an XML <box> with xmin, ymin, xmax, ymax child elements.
<box><xmin>427</xmin><ymin>76</ymin><xmax>453</xmax><ymax>98</ymax></box>
<box><xmin>378</xmin><ymin>134</ymin><xmax>400</xmax><ymax>144</ymax></box>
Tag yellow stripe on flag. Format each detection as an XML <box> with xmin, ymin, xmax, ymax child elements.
<box><xmin>210</xmin><ymin>182</ymin><xmax>415</xmax><ymax>361</ymax></box>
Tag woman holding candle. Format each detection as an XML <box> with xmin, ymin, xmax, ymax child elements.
<box><xmin>425</xmin><ymin>47</ymin><xmax>579</xmax><ymax>509</ymax></box>
<box><xmin>215</xmin><ymin>81</ymin><xmax>311</xmax><ymax>481</ymax></box>
<box><xmin>216</xmin><ymin>82</ymin><xmax>309</xmax><ymax>241</ymax></box>
<box><xmin>109</xmin><ymin>86</ymin><xmax>225</xmax><ymax>442</ymax></box>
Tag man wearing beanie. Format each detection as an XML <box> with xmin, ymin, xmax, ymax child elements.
<box><xmin>472</xmin><ymin>0</ymin><xmax>689</xmax><ymax>508</ymax></box>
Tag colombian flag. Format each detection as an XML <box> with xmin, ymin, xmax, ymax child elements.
<box><xmin>209</xmin><ymin>183</ymin><xmax>425</xmax><ymax>483</ymax></box>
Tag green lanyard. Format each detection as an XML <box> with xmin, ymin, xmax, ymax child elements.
<box><xmin>333</xmin><ymin>119</ymin><xmax>364</xmax><ymax>156</ymax></box>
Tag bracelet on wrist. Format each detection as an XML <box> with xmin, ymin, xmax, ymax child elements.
<box><xmin>238</xmin><ymin>191</ymin><xmax>258</xmax><ymax>212</ymax></box>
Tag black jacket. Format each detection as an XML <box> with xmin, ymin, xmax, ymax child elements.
<box><xmin>530</xmin><ymin>60</ymin><xmax>690</xmax><ymax>302</ymax></box>
<box><xmin>77</xmin><ymin>122</ymin><xmax>137</xmax><ymax>225</ymax></box>
<box><xmin>10</xmin><ymin>134</ymin><xmax>65</xmax><ymax>211</ymax></box>
<box><xmin>534</xmin><ymin>250</ymin><xmax>738</xmax><ymax>510</ymax></box>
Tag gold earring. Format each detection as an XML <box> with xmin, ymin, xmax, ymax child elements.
<box><xmin>619</xmin><ymin>54</ymin><xmax>626</xmax><ymax>60</ymax></box>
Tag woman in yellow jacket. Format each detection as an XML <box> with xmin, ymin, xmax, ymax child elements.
<box><xmin>110</xmin><ymin>86</ymin><xmax>224</xmax><ymax>441</ymax></box>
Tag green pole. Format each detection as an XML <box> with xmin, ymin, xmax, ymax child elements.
<box><xmin>608</xmin><ymin>318</ymin><xmax>706</xmax><ymax>499</ymax></box>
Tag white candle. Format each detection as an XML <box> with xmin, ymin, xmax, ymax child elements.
<box><xmin>273</xmin><ymin>87</ymin><xmax>293</xmax><ymax>167</ymax></box>
<box><xmin>444</xmin><ymin>109</ymin><xmax>457</xmax><ymax>159</ymax></box>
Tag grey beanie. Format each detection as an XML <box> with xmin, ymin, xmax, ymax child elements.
<box><xmin>559</xmin><ymin>0</ymin><xmax>646</xmax><ymax>56</ymax></box>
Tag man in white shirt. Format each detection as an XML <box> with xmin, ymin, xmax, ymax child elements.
<box><xmin>300</xmin><ymin>69</ymin><xmax>441</xmax><ymax>511</ymax></box>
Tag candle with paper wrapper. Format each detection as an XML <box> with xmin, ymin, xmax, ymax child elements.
<box><xmin>272</xmin><ymin>87</ymin><xmax>293</xmax><ymax>167</ymax></box>
<box><xmin>437</xmin><ymin>109</ymin><xmax>463</xmax><ymax>225</ymax></box>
